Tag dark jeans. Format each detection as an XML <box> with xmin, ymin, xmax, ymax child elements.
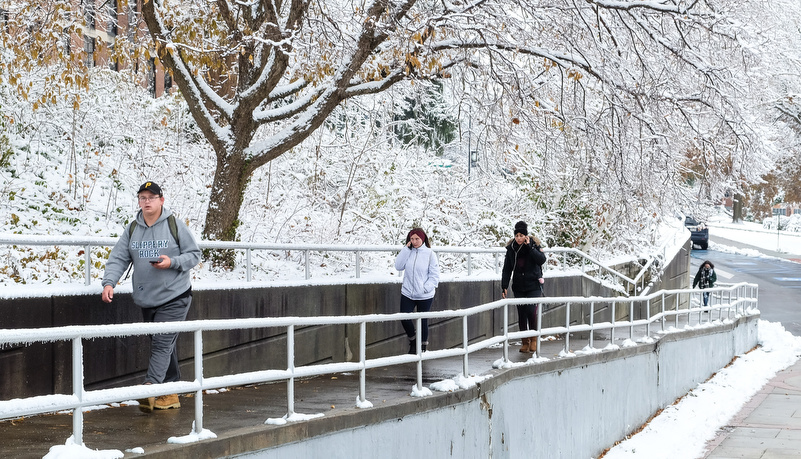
<box><xmin>703</xmin><ymin>291</ymin><xmax>710</xmax><ymax>306</ymax></box>
<box><xmin>400</xmin><ymin>295</ymin><xmax>434</xmax><ymax>344</ymax></box>
<box><xmin>141</xmin><ymin>295</ymin><xmax>191</xmax><ymax>384</ymax></box>
<box><xmin>513</xmin><ymin>288</ymin><xmax>543</xmax><ymax>331</ymax></box>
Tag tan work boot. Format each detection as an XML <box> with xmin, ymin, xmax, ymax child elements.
<box><xmin>519</xmin><ymin>337</ymin><xmax>530</xmax><ymax>353</ymax></box>
<box><xmin>154</xmin><ymin>394</ymin><xmax>181</xmax><ymax>410</ymax></box>
<box><xmin>137</xmin><ymin>382</ymin><xmax>155</xmax><ymax>413</ymax></box>
<box><xmin>529</xmin><ymin>338</ymin><xmax>537</xmax><ymax>354</ymax></box>
<box><xmin>137</xmin><ymin>396</ymin><xmax>155</xmax><ymax>413</ymax></box>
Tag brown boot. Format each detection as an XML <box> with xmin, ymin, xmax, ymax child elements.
<box><xmin>529</xmin><ymin>338</ymin><xmax>537</xmax><ymax>354</ymax></box>
<box><xmin>154</xmin><ymin>394</ymin><xmax>181</xmax><ymax>410</ymax></box>
<box><xmin>519</xmin><ymin>337</ymin><xmax>530</xmax><ymax>353</ymax></box>
<box><xmin>137</xmin><ymin>396</ymin><xmax>155</xmax><ymax>413</ymax></box>
<box><xmin>137</xmin><ymin>382</ymin><xmax>155</xmax><ymax>413</ymax></box>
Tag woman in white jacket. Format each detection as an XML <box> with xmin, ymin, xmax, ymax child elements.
<box><xmin>394</xmin><ymin>228</ymin><xmax>440</xmax><ymax>354</ymax></box>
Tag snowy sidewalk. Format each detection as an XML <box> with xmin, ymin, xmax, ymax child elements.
<box><xmin>703</xmin><ymin>358</ymin><xmax>801</xmax><ymax>458</ymax></box>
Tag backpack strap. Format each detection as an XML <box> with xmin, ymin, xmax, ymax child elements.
<box><xmin>167</xmin><ymin>214</ymin><xmax>180</xmax><ymax>246</ymax></box>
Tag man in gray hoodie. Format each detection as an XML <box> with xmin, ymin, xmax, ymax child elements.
<box><xmin>101</xmin><ymin>181</ymin><xmax>201</xmax><ymax>413</ymax></box>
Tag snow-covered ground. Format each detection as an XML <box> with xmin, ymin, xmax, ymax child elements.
<box><xmin>708</xmin><ymin>213</ymin><xmax>801</xmax><ymax>256</ymax></box>
<box><xmin>602</xmin><ymin>220</ymin><xmax>801</xmax><ymax>458</ymax></box>
<box><xmin>603</xmin><ymin>320</ymin><xmax>801</xmax><ymax>459</ymax></box>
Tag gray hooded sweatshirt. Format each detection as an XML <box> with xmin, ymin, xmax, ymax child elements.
<box><xmin>102</xmin><ymin>207</ymin><xmax>201</xmax><ymax>307</ymax></box>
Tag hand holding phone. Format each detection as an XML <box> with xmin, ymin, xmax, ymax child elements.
<box><xmin>149</xmin><ymin>259</ymin><xmax>160</xmax><ymax>265</ymax></box>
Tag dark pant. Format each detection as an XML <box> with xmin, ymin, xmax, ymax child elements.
<box><xmin>513</xmin><ymin>288</ymin><xmax>543</xmax><ymax>331</ymax></box>
<box><xmin>141</xmin><ymin>295</ymin><xmax>191</xmax><ymax>384</ymax></box>
<box><xmin>703</xmin><ymin>291</ymin><xmax>710</xmax><ymax>306</ymax></box>
<box><xmin>400</xmin><ymin>295</ymin><xmax>434</xmax><ymax>344</ymax></box>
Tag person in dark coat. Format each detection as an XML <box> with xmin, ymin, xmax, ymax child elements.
<box><xmin>501</xmin><ymin>221</ymin><xmax>547</xmax><ymax>354</ymax></box>
<box><xmin>692</xmin><ymin>260</ymin><xmax>717</xmax><ymax>307</ymax></box>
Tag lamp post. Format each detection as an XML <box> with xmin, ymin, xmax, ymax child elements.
<box><xmin>469</xmin><ymin>150</ymin><xmax>478</xmax><ymax>178</ymax></box>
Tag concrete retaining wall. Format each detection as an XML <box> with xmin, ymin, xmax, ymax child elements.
<box><xmin>220</xmin><ymin>314</ymin><xmax>758</xmax><ymax>459</ymax></box>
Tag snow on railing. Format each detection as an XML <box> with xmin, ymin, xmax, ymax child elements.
<box><xmin>0</xmin><ymin>234</ymin><xmax>639</xmax><ymax>293</ymax></box>
<box><xmin>0</xmin><ymin>282</ymin><xmax>758</xmax><ymax>449</ymax></box>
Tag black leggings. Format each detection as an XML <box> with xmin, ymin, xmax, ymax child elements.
<box><xmin>514</xmin><ymin>288</ymin><xmax>543</xmax><ymax>332</ymax></box>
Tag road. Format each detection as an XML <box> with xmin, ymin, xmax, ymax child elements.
<box><xmin>691</xmin><ymin>236</ymin><xmax>801</xmax><ymax>336</ymax></box>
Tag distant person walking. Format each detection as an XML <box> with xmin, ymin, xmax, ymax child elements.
<box><xmin>693</xmin><ymin>260</ymin><xmax>717</xmax><ymax>307</ymax></box>
<box><xmin>394</xmin><ymin>228</ymin><xmax>440</xmax><ymax>354</ymax></box>
<box><xmin>101</xmin><ymin>181</ymin><xmax>201</xmax><ymax>413</ymax></box>
<box><xmin>501</xmin><ymin>221</ymin><xmax>547</xmax><ymax>354</ymax></box>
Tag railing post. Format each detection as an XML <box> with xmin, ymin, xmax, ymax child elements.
<box><xmin>467</xmin><ymin>253</ymin><xmax>472</xmax><ymax>276</ymax></box>
<box><xmin>84</xmin><ymin>244</ymin><xmax>91</xmax><ymax>286</ymax></box>
<box><xmin>728</xmin><ymin>289</ymin><xmax>734</xmax><ymax>321</ymax></box>
<box><xmin>728</xmin><ymin>289</ymin><xmax>733</xmax><ymax>321</ymax></box>
<box><xmin>304</xmin><ymin>250</ymin><xmax>310</xmax><ymax>280</ymax></box>
<box><xmin>503</xmin><ymin>302</ymin><xmax>509</xmax><ymax>362</ymax></box>
<box><xmin>629</xmin><ymin>300</ymin><xmax>635</xmax><ymax>339</ymax></box>
<box><xmin>359</xmin><ymin>322</ymin><xmax>367</xmax><ymax>404</ymax></box>
<box><xmin>462</xmin><ymin>315</ymin><xmax>469</xmax><ymax>376</ymax></box>
<box><xmin>694</xmin><ymin>291</ymin><xmax>699</xmax><ymax>324</ymax></box>
<box><xmin>494</xmin><ymin>253</ymin><xmax>500</xmax><ymax>274</ymax></box>
<box><xmin>739</xmin><ymin>285</ymin><xmax>745</xmax><ymax>315</ymax></box>
<box><xmin>610</xmin><ymin>302</ymin><xmax>616</xmax><ymax>346</ymax></box>
<box><xmin>355</xmin><ymin>250</ymin><xmax>361</xmax><ymax>279</ymax></box>
<box><xmin>246</xmin><ymin>248</ymin><xmax>252</xmax><ymax>282</ymax></box>
<box><xmin>646</xmin><ymin>297</ymin><xmax>651</xmax><ymax>337</ymax></box>
<box><xmin>661</xmin><ymin>292</ymin><xmax>666</xmax><ymax>332</ymax></box>
<box><xmin>194</xmin><ymin>330</ymin><xmax>204</xmax><ymax>433</ymax></box>
<box><xmin>72</xmin><ymin>338</ymin><xmax>84</xmax><ymax>445</ymax></box>
<box><xmin>589</xmin><ymin>302</ymin><xmax>595</xmax><ymax>349</ymax></box>
<box><xmin>755</xmin><ymin>284</ymin><xmax>760</xmax><ymax>312</ymax></box>
<box><xmin>287</xmin><ymin>325</ymin><xmax>295</xmax><ymax>416</ymax></box>
<box><xmin>674</xmin><ymin>292</ymin><xmax>679</xmax><ymax>329</ymax></box>
<box><xmin>564</xmin><ymin>302</ymin><xmax>571</xmax><ymax>354</ymax></box>
<box><xmin>534</xmin><ymin>302</ymin><xmax>541</xmax><ymax>357</ymax></box>
<box><xmin>415</xmin><ymin>319</ymin><xmax>423</xmax><ymax>392</ymax></box>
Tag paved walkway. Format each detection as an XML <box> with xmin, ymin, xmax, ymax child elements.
<box><xmin>0</xmin><ymin>340</ymin><xmax>570</xmax><ymax>458</ymax></box>
<box><xmin>703</xmin><ymin>359</ymin><xmax>801</xmax><ymax>458</ymax></box>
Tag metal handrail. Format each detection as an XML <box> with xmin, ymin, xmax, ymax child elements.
<box><xmin>0</xmin><ymin>282</ymin><xmax>758</xmax><ymax>447</ymax></box>
<box><xmin>0</xmin><ymin>234</ymin><xmax>639</xmax><ymax>292</ymax></box>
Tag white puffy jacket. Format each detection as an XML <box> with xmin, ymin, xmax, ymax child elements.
<box><xmin>394</xmin><ymin>245</ymin><xmax>440</xmax><ymax>300</ymax></box>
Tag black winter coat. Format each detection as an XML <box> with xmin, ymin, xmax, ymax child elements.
<box><xmin>501</xmin><ymin>240</ymin><xmax>546</xmax><ymax>293</ymax></box>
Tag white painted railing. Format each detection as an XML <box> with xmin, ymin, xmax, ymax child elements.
<box><xmin>0</xmin><ymin>282</ymin><xmax>758</xmax><ymax>447</ymax></box>
<box><xmin>0</xmin><ymin>235</ymin><xmax>638</xmax><ymax>293</ymax></box>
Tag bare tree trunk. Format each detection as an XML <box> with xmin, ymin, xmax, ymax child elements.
<box><xmin>202</xmin><ymin>153</ymin><xmax>250</xmax><ymax>267</ymax></box>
